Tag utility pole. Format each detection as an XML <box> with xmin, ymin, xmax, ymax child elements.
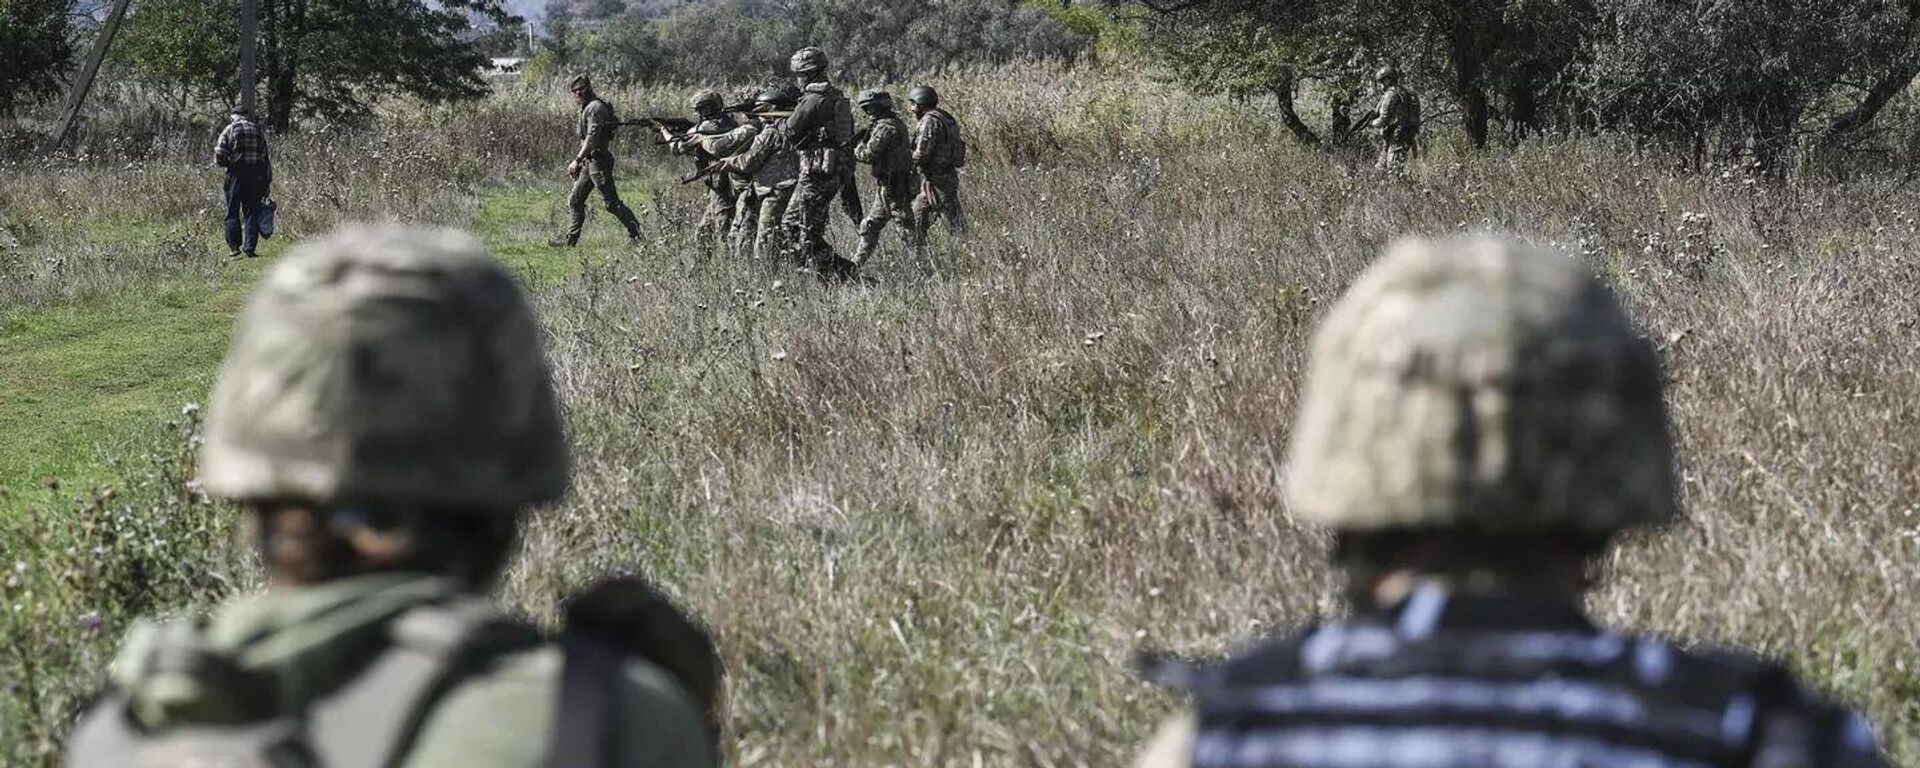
<box><xmin>239</xmin><ymin>0</ymin><xmax>258</xmax><ymax>114</ymax></box>
<box><xmin>47</xmin><ymin>0</ymin><xmax>136</xmax><ymax>152</ymax></box>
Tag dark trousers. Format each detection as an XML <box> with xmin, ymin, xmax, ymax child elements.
<box><xmin>566</xmin><ymin>153</ymin><xmax>643</xmax><ymax>244</ymax></box>
<box><xmin>223</xmin><ymin>166</ymin><xmax>269</xmax><ymax>254</ymax></box>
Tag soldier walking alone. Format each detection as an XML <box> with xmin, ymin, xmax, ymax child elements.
<box><xmin>214</xmin><ymin>104</ymin><xmax>271</xmax><ymax>259</ymax></box>
<box><xmin>851</xmin><ymin>89</ymin><xmax>919</xmax><ymax>268</ymax></box>
<box><xmin>1370</xmin><ymin>65</ymin><xmax>1421</xmax><ymax>171</ymax></box>
<box><xmin>908</xmin><ymin>85</ymin><xmax>967</xmax><ymax>244</ymax></box>
<box><xmin>552</xmin><ymin>73</ymin><xmax>644</xmax><ymax>248</ymax></box>
<box><xmin>1133</xmin><ymin>235</ymin><xmax>1889</xmax><ymax>768</ymax></box>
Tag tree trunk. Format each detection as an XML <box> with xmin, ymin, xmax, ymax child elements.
<box><xmin>1268</xmin><ymin>67</ymin><xmax>1320</xmax><ymax>145</ymax></box>
<box><xmin>1820</xmin><ymin>60</ymin><xmax>1920</xmax><ymax>149</ymax></box>
<box><xmin>1462</xmin><ymin>85</ymin><xmax>1490</xmax><ymax>148</ymax></box>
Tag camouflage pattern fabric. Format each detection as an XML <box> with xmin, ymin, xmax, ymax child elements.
<box><xmin>780</xmin><ymin>168</ymin><xmax>843</xmax><ymax>269</ymax></box>
<box><xmin>1286</xmin><ymin>235</ymin><xmax>1676</xmax><ymax>535</ymax></box>
<box><xmin>199</xmin><ymin>225</ymin><xmax>569</xmax><ymax>509</ymax></box>
<box><xmin>912</xmin><ymin>109</ymin><xmax>967</xmax><ymax>240</ymax></box>
<box><xmin>1374</xmin><ymin>85</ymin><xmax>1420</xmax><ymax>170</ymax></box>
<box><xmin>853</xmin><ymin>114</ymin><xmax>919</xmax><ymax>264</ymax></box>
<box><xmin>783</xmin><ymin>82</ymin><xmax>856</xmax><ymax>269</ymax></box>
<box><xmin>912</xmin><ymin>171</ymin><xmax>965</xmax><ymax>243</ymax></box>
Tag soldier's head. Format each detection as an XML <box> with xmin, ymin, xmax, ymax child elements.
<box><xmin>856</xmin><ymin>89</ymin><xmax>895</xmax><ymax>118</ymax></box>
<box><xmin>789</xmin><ymin>46</ymin><xmax>829</xmax><ymax>85</ymax></box>
<box><xmin>568</xmin><ymin>73</ymin><xmax>595</xmax><ymax>105</ymax></box>
<box><xmin>1375</xmin><ymin>65</ymin><xmax>1401</xmax><ymax>86</ymax></box>
<box><xmin>201</xmin><ymin>224</ymin><xmax>568</xmax><ymax>590</ymax></box>
<box><xmin>752</xmin><ymin>84</ymin><xmax>800</xmax><ymax>122</ymax></box>
<box><xmin>690</xmin><ymin>89</ymin><xmax>725</xmax><ymax>118</ymax></box>
<box><xmin>1285</xmin><ymin>235</ymin><xmax>1675</xmax><ymax>607</ymax></box>
<box><xmin>907</xmin><ymin>85</ymin><xmax>940</xmax><ymax>117</ymax></box>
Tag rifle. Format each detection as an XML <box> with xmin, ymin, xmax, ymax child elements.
<box><xmin>625</xmin><ymin>116</ymin><xmax>697</xmax><ymax>134</ymax></box>
<box><xmin>1336</xmin><ymin>110</ymin><xmax>1379</xmax><ymax>144</ymax></box>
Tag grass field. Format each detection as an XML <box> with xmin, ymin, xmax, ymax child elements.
<box><xmin>5</xmin><ymin>67</ymin><xmax>1919</xmax><ymax>766</ymax></box>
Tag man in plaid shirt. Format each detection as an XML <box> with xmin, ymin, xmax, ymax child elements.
<box><xmin>214</xmin><ymin>105</ymin><xmax>273</xmax><ymax>258</ymax></box>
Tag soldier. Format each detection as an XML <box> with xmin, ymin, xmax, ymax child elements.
<box><xmin>850</xmin><ymin>89</ymin><xmax>919</xmax><ymax>267</ymax></box>
<box><xmin>1370</xmin><ymin>65</ymin><xmax>1421</xmax><ymax>171</ymax></box>
<box><xmin>1133</xmin><ymin>235</ymin><xmax>1888</xmax><ymax>768</ymax></box>
<box><xmin>213</xmin><ymin>103</ymin><xmax>272</xmax><ymax>259</ymax></box>
<box><xmin>551</xmin><ymin>73</ymin><xmax>645</xmax><ymax>248</ymax></box>
<box><xmin>662</xmin><ymin>89</ymin><xmax>740</xmax><ymax>255</ymax></box>
<box><xmin>710</xmin><ymin>85</ymin><xmax>801</xmax><ymax>263</ymax></box>
<box><xmin>66</xmin><ymin>225</ymin><xmax>718</xmax><ymax>768</ymax></box>
<box><xmin>907</xmin><ymin>85</ymin><xmax>967</xmax><ymax>243</ymax></box>
<box><xmin>778</xmin><ymin>46</ymin><xmax>858</xmax><ymax>279</ymax></box>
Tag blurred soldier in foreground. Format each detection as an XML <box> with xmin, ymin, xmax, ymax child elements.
<box><xmin>552</xmin><ymin>73</ymin><xmax>645</xmax><ymax>248</ymax></box>
<box><xmin>908</xmin><ymin>85</ymin><xmax>967</xmax><ymax>243</ymax></box>
<box><xmin>213</xmin><ymin>104</ymin><xmax>272</xmax><ymax>259</ymax></box>
<box><xmin>851</xmin><ymin>89</ymin><xmax>920</xmax><ymax>267</ymax></box>
<box><xmin>67</xmin><ymin>225</ymin><xmax>718</xmax><ymax>768</ymax></box>
<box><xmin>1369</xmin><ymin>65</ymin><xmax>1420</xmax><ymax>171</ymax></box>
<box><xmin>780</xmin><ymin>46</ymin><xmax>859</xmax><ymax>279</ymax></box>
<box><xmin>663</xmin><ymin>89</ymin><xmax>740</xmax><ymax>255</ymax></box>
<box><xmin>1134</xmin><ymin>235</ymin><xmax>1887</xmax><ymax>768</ymax></box>
<box><xmin>710</xmin><ymin>85</ymin><xmax>801</xmax><ymax>263</ymax></box>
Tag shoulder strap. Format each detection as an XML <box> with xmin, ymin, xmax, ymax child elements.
<box><xmin>542</xmin><ymin>635</ymin><xmax>623</xmax><ymax>768</ymax></box>
<box><xmin>305</xmin><ymin>598</ymin><xmax>533</xmax><ymax>768</ymax></box>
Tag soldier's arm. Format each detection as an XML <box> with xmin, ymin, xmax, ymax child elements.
<box><xmin>579</xmin><ymin>103</ymin><xmax>613</xmax><ymax>159</ymax></box>
<box><xmin>699</xmin><ymin>124</ymin><xmax>760</xmax><ymax>159</ymax></box>
<box><xmin>729</xmin><ymin>126</ymin><xmax>781</xmax><ymax>175</ymax></box>
<box><xmin>912</xmin><ymin>116</ymin><xmax>938</xmax><ymax>166</ymax></box>
<box><xmin>853</xmin><ymin>120</ymin><xmax>895</xmax><ymax>164</ymax></box>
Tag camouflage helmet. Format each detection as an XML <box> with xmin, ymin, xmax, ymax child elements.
<box><xmin>856</xmin><ymin>88</ymin><xmax>894</xmax><ymax>111</ymax></box>
<box><xmin>789</xmin><ymin>46</ymin><xmax>829</xmax><ymax>75</ymax></box>
<box><xmin>200</xmin><ymin>224</ymin><xmax>569</xmax><ymax>511</ymax></box>
<box><xmin>567</xmin><ymin>73</ymin><xmax>593</xmax><ymax>92</ymax></box>
<box><xmin>1375</xmin><ymin>65</ymin><xmax>1401</xmax><ymax>84</ymax></box>
<box><xmin>907</xmin><ymin>85</ymin><xmax>940</xmax><ymax>108</ymax></box>
<box><xmin>1285</xmin><ymin>235</ymin><xmax>1676</xmax><ymax>536</ymax></box>
<box><xmin>690</xmin><ymin>89</ymin><xmax>725</xmax><ymax>115</ymax></box>
<box><xmin>753</xmin><ymin>84</ymin><xmax>800</xmax><ymax>111</ymax></box>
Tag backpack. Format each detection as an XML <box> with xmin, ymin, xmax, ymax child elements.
<box><xmin>942</xmin><ymin>110</ymin><xmax>968</xmax><ymax>169</ymax></box>
<box><xmin>66</xmin><ymin>581</ymin><xmax>722</xmax><ymax>768</ymax></box>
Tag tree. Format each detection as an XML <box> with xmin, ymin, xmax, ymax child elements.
<box><xmin>0</xmin><ymin>0</ymin><xmax>74</xmax><ymax>116</ymax></box>
<box><xmin>111</xmin><ymin>0</ymin><xmax>240</xmax><ymax>111</ymax></box>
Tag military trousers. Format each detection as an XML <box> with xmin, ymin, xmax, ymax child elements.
<box><xmin>780</xmin><ymin>169</ymin><xmax>843</xmax><ymax>268</ymax></box>
<box><xmin>740</xmin><ymin>183</ymin><xmax>794</xmax><ymax>263</ymax></box>
<box><xmin>566</xmin><ymin>153</ymin><xmax>643</xmax><ymax>244</ymax></box>
<box><xmin>696</xmin><ymin>179</ymin><xmax>737</xmax><ymax>255</ymax></box>
<box><xmin>855</xmin><ymin>172</ymin><xmax>920</xmax><ymax>265</ymax></box>
<box><xmin>912</xmin><ymin>171</ymin><xmax>966</xmax><ymax>243</ymax></box>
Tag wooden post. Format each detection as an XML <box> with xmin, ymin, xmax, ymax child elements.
<box><xmin>239</xmin><ymin>0</ymin><xmax>257</xmax><ymax>114</ymax></box>
<box><xmin>47</xmin><ymin>0</ymin><xmax>136</xmax><ymax>152</ymax></box>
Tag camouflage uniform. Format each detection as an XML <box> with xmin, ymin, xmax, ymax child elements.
<box><xmin>565</xmin><ymin>83</ymin><xmax>645</xmax><ymax>245</ymax></box>
<box><xmin>909</xmin><ymin>87</ymin><xmax>967</xmax><ymax>242</ymax></box>
<box><xmin>779</xmin><ymin>47</ymin><xmax>857</xmax><ymax>275</ymax></box>
<box><xmin>669</xmin><ymin>90</ymin><xmax>740</xmax><ymax>254</ymax></box>
<box><xmin>1133</xmin><ymin>236</ymin><xmax>1889</xmax><ymax>768</ymax></box>
<box><xmin>705</xmin><ymin>87</ymin><xmax>801</xmax><ymax>263</ymax></box>
<box><xmin>1371</xmin><ymin>66</ymin><xmax>1421</xmax><ymax>171</ymax></box>
<box><xmin>851</xmin><ymin>89</ymin><xmax>919</xmax><ymax>265</ymax></box>
<box><xmin>66</xmin><ymin>226</ymin><xmax>716</xmax><ymax>768</ymax></box>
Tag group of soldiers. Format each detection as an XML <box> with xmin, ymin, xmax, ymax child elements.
<box><xmin>552</xmin><ymin>46</ymin><xmax>967</xmax><ymax>281</ymax></box>
<box><xmin>70</xmin><ymin>47</ymin><xmax>1886</xmax><ymax>768</ymax></box>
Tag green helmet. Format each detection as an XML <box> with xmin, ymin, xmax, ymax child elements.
<box><xmin>856</xmin><ymin>88</ymin><xmax>893</xmax><ymax>111</ymax></box>
<box><xmin>1285</xmin><ymin>235</ymin><xmax>1675</xmax><ymax>535</ymax></box>
<box><xmin>753</xmin><ymin>84</ymin><xmax>800</xmax><ymax>111</ymax></box>
<box><xmin>789</xmin><ymin>46</ymin><xmax>828</xmax><ymax>75</ymax></box>
<box><xmin>200</xmin><ymin>225</ymin><xmax>569</xmax><ymax>511</ymax></box>
<box><xmin>907</xmin><ymin>85</ymin><xmax>940</xmax><ymax>108</ymax></box>
<box><xmin>690</xmin><ymin>89</ymin><xmax>724</xmax><ymax>116</ymax></box>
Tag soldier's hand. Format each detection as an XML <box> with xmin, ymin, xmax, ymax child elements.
<box><xmin>567</xmin><ymin>159</ymin><xmax>581</xmax><ymax>178</ymax></box>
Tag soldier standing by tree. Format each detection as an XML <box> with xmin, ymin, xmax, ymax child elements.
<box><xmin>214</xmin><ymin>104</ymin><xmax>271</xmax><ymax>259</ymax></box>
<box><xmin>1131</xmin><ymin>235</ymin><xmax>1888</xmax><ymax>768</ymax></box>
<box><xmin>551</xmin><ymin>73</ymin><xmax>644</xmax><ymax>248</ymax></box>
<box><xmin>663</xmin><ymin>89</ymin><xmax>740</xmax><ymax>256</ymax></box>
<box><xmin>908</xmin><ymin>85</ymin><xmax>967</xmax><ymax>244</ymax></box>
<box><xmin>851</xmin><ymin>89</ymin><xmax>920</xmax><ymax>268</ymax></box>
<box><xmin>1369</xmin><ymin>65</ymin><xmax>1421</xmax><ymax>171</ymax></box>
<box><xmin>779</xmin><ymin>46</ymin><xmax>859</xmax><ymax>280</ymax></box>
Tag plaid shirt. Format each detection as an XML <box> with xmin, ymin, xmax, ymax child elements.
<box><xmin>215</xmin><ymin>117</ymin><xmax>272</xmax><ymax>171</ymax></box>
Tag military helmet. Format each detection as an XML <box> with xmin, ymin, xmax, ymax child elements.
<box><xmin>1285</xmin><ymin>235</ymin><xmax>1676</xmax><ymax>536</ymax></box>
<box><xmin>1375</xmin><ymin>65</ymin><xmax>1400</xmax><ymax>84</ymax></box>
<box><xmin>567</xmin><ymin>73</ymin><xmax>593</xmax><ymax>92</ymax></box>
<box><xmin>907</xmin><ymin>85</ymin><xmax>940</xmax><ymax>108</ymax></box>
<box><xmin>753</xmin><ymin>84</ymin><xmax>800</xmax><ymax>111</ymax></box>
<box><xmin>789</xmin><ymin>46</ymin><xmax>829</xmax><ymax>75</ymax></box>
<box><xmin>200</xmin><ymin>224</ymin><xmax>569</xmax><ymax>511</ymax></box>
<box><xmin>690</xmin><ymin>89</ymin><xmax>725</xmax><ymax>115</ymax></box>
<box><xmin>856</xmin><ymin>88</ymin><xmax>894</xmax><ymax>111</ymax></box>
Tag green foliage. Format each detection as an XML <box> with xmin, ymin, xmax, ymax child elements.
<box><xmin>0</xmin><ymin>0</ymin><xmax>73</xmax><ymax>116</ymax></box>
<box><xmin>112</xmin><ymin>0</ymin><xmax>241</xmax><ymax>108</ymax></box>
<box><xmin>1026</xmin><ymin>1</ymin><xmax>1141</xmax><ymax>60</ymax></box>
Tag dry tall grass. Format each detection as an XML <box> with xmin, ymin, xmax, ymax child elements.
<box><xmin>4</xmin><ymin>64</ymin><xmax>1917</xmax><ymax>766</ymax></box>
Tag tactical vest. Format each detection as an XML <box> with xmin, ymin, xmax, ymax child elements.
<box><xmin>1144</xmin><ymin>589</ymin><xmax>1881</xmax><ymax>768</ymax></box>
<box><xmin>868</xmin><ymin>117</ymin><xmax>913</xmax><ymax>179</ymax></box>
<box><xmin>791</xmin><ymin>84</ymin><xmax>853</xmax><ymax>176</ymax></box>
<box><xmin>920</xmin><ymin>109</ymin><xmax>967</xmax><ymax>172</ymax></box>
